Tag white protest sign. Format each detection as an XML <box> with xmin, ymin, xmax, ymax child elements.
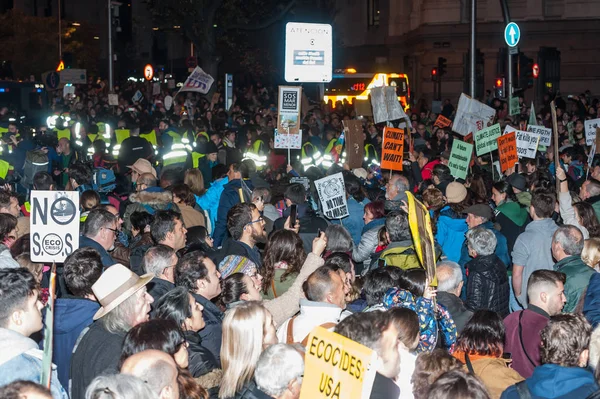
<box><xmin>63</xmin><ymin>85</ymin><xmax>75</xmax><ymax>99</ymax></box>
<box><xmin>59</xmin><ymin>69</ymin><xmax>87</xmax><ymax>84</ymax></box>
<box><xmin>315</xmin><ymin>173</ymin><xmax>349</xmax><ymax>219</ymax></box>
<box><xmin>30</xmin><ymin>191</ymin><xmax>79</xmax><ymax>263</ymax></box>
<box><xmin>370</xmin><ymin>86</ymin><xmax>408</xmax><ymax>124</ymax></box>
<box><xmin>585</xmin><ymin>119</ymin><xmax>600</xmax><ymax>146</ymax></box>
<box><xmin>507</xmin><ymin>126</ymin><xmax>540</xmax><ymax>159</ymax></box>
<box><xmin>152</xmin><ymin>82</ymin><xmax>161</xmax><ymax>96</ymax></box>
<box><xmin>453</xmin><ymin>93</ymin><xmax>496</xmax><ymax>136</ymax></box>
<box><xmin>474</xmin><ymin>123</ymin><xmax>501</xmax><ymax>156</ymax></box>
<box><xmin>108</xmin><ymin>94</ymin><xmax>119</xmax><ymax>106</ymax></box>
<box><xmin>527</xmin><ymin>124</ymin><xmax>552</xmax><ymax>147</ymax></box>
<box><xmin>285</xmin><ymin>22</ymin><xmax>332</xmax><ymax>83</ymax></box>
<box><xmin>132</xmin><ymin>90</ymin><xmax>143</xmax><ymax>103</ymax></box>
<box><xmin>274</xmin><ymin>128</ymin><xmax>302</xmax><ymax>149</ymax></box>
<box><xmin>164</xmin><ymin>95</ymin><xmax>173</xmax><ymax>111</ymax></box>
<box><xmin>179</xmin><ymin>66</ymin><xmax>214</xmax><ymax>94</ymax></box>
<box><xmin>277</xmin><ymin>86</ymin><xmax>302</xmax><ymax>135</ymax></box>
<box><xmin>588</xmin><ymin>142</ymin><xmax>596</xmax><ymax>170</ymax></box>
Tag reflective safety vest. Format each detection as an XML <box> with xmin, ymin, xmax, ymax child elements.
<box><xmin>197</xmin><ymin>131</ymin><xmax>209</xmax><ymax>141</ymax></box>
<box><xmin>324</xmin><ymin>138</ymin><xmax>337</xmax><ymax>154</ymax></box>
<box><xmin>115</xmin><ymin>129</ymin><xmax>130</xmax><ymax>144</ymax></box>
<box><xmin>365</xmin><ymin>143</ymin><xmax>379</xmax><ymax>162</ymax></box>
<box><xmin>56</xmin><ymin>128</ymin><xmax>71</xmax><ymax>141</ymax></box>
<box><xmin>252</xmin><ymin>140</ymin><xmax>264</xmax><ymax>155</ymax></box>
<box><xmin>0</xmin><ymin>159</ymin><xmax>12</xmax><ymax>179</ymax></box>
<box><xmin>163</xmin><ymin>148</ymin><xmax>188</xmax><ymax>166</ymax></box>
<box><xmin>192</xmin><ymin>151</ymin><xmax>206</xmax><ymax>168</ymax></box>
<box><xmin>140</xmin><ymin>130</ymin><xmax>158</xmax><ymax>146</ymax></box>
<box><xmin>88</xmin><ymin>133</ymin><xmax>98</xmax><ymax>143</ymax></box>
<box><xmin>96</xmin><ymin>122</ymin><xmax>106</xmax><ymax>135</ymax></box>
<box><xmin>165</xmin><ymin>130</ymin><xmax>182</xmax><ymax>145</ymax></box>
<box><xmin>301</xmin><ymin>142</ymin><xmax>315</xmax><ymax>158</ymax></box>
<box><xmin>0</xmin><ymin>126</ymin><xmax>8</xmax><ymax>135</ymax></box>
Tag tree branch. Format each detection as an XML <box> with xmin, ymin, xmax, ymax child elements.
<box><xmin>226</xmin><ymin>0</ymin><xmax>296</xmax><ymax>31</ymax></box>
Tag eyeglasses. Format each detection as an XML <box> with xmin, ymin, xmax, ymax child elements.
<box><xmin>246</xmin><ymin>217</ymin><xmax>264</xmax><ymax>226</ymax></box>
<box><xmin>103</xmin><ymin>227</ymin><xmax>119</xmax><ymax>235</ymax></box>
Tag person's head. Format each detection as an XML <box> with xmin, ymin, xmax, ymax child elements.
<box><xmin>363</xmin><ymin>200</ymin><xmax>385</xmax><ymax>225</ymax></box>
<box><xmin>541</xmin><ymin>314</ymin><xmax>592</xmax><ymax>368</ymax></box>
<box><xmin>432</xmin><ymin>164</ymin><xmax>453</xmax><ymax>186</ymax></box>
<box><xmin>583</xmin><ymin>238</ymin><xmax>600</xmax><ymax>270</ymax></box>
<box><xmin>81</xmin><ymin>190</ymin><xmax>101</xmax><ymax>211</ymax></box>
<box><xmin>324</xmin><ymin>251</ymin><xmax>356</xmax><ymax>285</ymax></box>
<box><xmin>284</xmin><ymin>184</ymin><xmax>306</xmax><ymax>206</ymax></box>
<box><xmin>385</xmin><ymin>210</ymin><xmax>410</xmax><ymax>242</ymax></box>
<box><xmin>136</xmin><ymin>173</ymin><xmax>158</xmax><ymax>192</ymax></box>
<box><xmin>83</xmin><ymin>208</ymin><xmax>118</xmax><ymax>250</ymax></box>
<box><xmin>142</xmin><ymin>245</ymin><xmax>177</xmax><ymax>283</ymax></box>
<box><xmin>530</xmin><ymin>191</ymin><xmax>556</xmax><ymax>220</ymax></box>
<box><xmin>63</xmin><ymin>247</ymin><xmax>103</xmax><ymax>299</ymax></box>
<box><xmin>130</xmin><ymin>211</ymin><xmax>153</xmax><ymax>237</ymax></box>
<box><xmin>551</xmin><ymin>224</ymin><xmax>584</xmax><ymax>262</ymax></box>
<box><xmin>14</xmin><ymin>254</ymin><xmax>43</xmax><ymax>283</ymax></box>
<box><xmin>33</xmin><ymin>171</ymin><xmax>55</xmax><ymax>191</ymax></box>
<box><xmin>227</xmin><ymin>203</ymin><xmax>266</xmax><ymax>244</ymax></box>
<box><xmin>388</xmin><ymin>307</ymin><xmax>420</xmax><ymax>352</ymax></box>
<box><xmin>0</xmin><ymin>190</ymin><xmax>19</xmax><ymax>217</ymax></box>
<box><xmin>0</xmin><ymin>213</ymin><xmax>18</xmax><ymax>246</ymax></box>
<box><xmin>68</xmin><ymin>162</ymin><xmax>93</xmax><ymax>189</ymax></box>
<box><xmin>85</xmin><ymin>374</ymin><xmax>155</xmax><ymax>399</ymax></box>
<box><xmin>412</xmin><ymin>349</ymin><xmax>463</xmax><ymax>399</ymax></box>
<box><xmin>255</xmin><ymin>344</ymin><xmax>304</xmax><ymax>399</ymax></box>
<box><xmin>465</xmin><ymin>227</ymin><xmax>497</xmax><ymax>258</ymax></box>
<box><xmin>385</xmin><ymin>174</ymin><xmax>409</xmax><ymax>200</ymax></box>
<box><xmin>0</xmin><ymin>268</ymin><xmax>42</xmax><ymax>337</ymax></box>
<box><xmin>396</xmin><ymin>268</ymin><xmax>427</xmax><ymax>297</ymax></box>
<box><xmin>183</xmin><ymin>169</ymin><xmax>205</xmax><ymax>196</ymax></box>
<box><xmin>129</xmin><ymin>158</ymin><xmax>157</xmax><ymax>184</ymax></box>
<box><xmin>422</xmin><ymin>187</ymin><xmax>445</xmax><ymax>210</ymax></box>
<box><xmin>303</xmin><ymin>265</ymin><xmax>347</xmax><ymax>309</ymax></box>
<box><xmin>426</xmin><ymin>369</ymin><xmax>491</xmax><ymax>399</ymax></box>
<box><xmin>120</xmin><ymin>349</ymin><xmax>179</xmax><ymax>399</ymax></box>
<box><xmin>324</xmin><ymin>224</ymin><xmax>353</xmax><ymax>253</ymax></box>
<box><xmin>175</xmin><ymin>250</ymin><xmax>221</xmax><ymax>299</ymax></box>
<box><xmin>151</xmin><ymin>210</ymin><xmax>187</xmax><ymax>251</ymax></box>
<box><xmin>221</xmin><ymin>272</ymin><xmax>264</xmax><ymax>306</ymax></box>
<box><xmin>573</xmin><ymin>201</ymin><xmax>600</xmax><ymax>237</ymax></box>
<box><xmin>121</xmin><ymin>318</ymin><xmax>189</xmax><ymax>370</ymax></box>
<box><xmin>0</xmin><ymin>380</ymin><xmax>52</xmax><ymax>399</ymax></box>
<box><xmin>464</xmin><ymin>204</ymin><xmax>493</xmax><ymax>229</ymax></box>
<box><xmin>262</xmin><ymin>230</ymin><xmax>306</xmax><ymax>293</ymax></box>
<box><xmin>227</xmin><ymin>162</ymin><xmax>243</xmax><ymax>181</ymax></box>
<box><xmin>334</xmin><ymin>311</ymin><xmax>400</xmax><ymax>379</ymax></box>
<box><xmin>363</xmin><ymin>268</ymin><xmax>395</xmax><ymax>306</ymax></box>
<box><xmin>171</xmin><ymin>184</ymin><xmax>196</xmax><ymax>207</ymax></box>
<box><xmin>219</xmin><ymin>301</ymin><xmax>277</xmax><ymax>399</ymax></box>
<box><xmin>526</xmin><ymin>269</ymin><xmax>567</xmax><ymax>316</ymax></box>
<box><xmin>581</xmin><ymin>179</ymin><xmax>600</xmax><ymax>201</ymax></box>
<box><xmin>343</xmin><ymin>171</ymin><xmax>366</xmax><ymax>202</ymax></box>
<box><xmin>154</xmin><ymin>286</ymin><xmax>205</xmax><ymax>332</ymax></box>
<box><xmin>456</xmin><ymin>310</ymin><xmax>505</xmax><ymax>358</ymax></box>
<box><xmin>435</xmin><ymin>261</ymin><xmax>463</xmax><ymax>297</ymax></box>
<box><xmin>491</xmin><ymin>181</ymin><xmax>515</xmax><ymax>206</ymax></box>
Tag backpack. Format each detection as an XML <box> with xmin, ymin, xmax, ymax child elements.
<box><xmin>377</xmin><ymin>245</ymin><xmax>422</xmax><ymax>270</ymax></box>
<box><xmin>93</xmin><ymin>168</ymin><xmax>116</xmax><ymax>193</ymax></box>
<box><xmin>22</xmin><ymin>150</ymin><xmax>49</xmax><ymax>189</ymax></box>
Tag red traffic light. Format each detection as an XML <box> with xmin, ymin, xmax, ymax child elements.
<box><xmin>495</xmin><ymin>79</ymin><xmax>503</xmax><ymax>87</ymax></box>
<box><xmin>431</xmin><ymin>68</ymin><xmax>438</xmax><ymax>75</ymax></box>
<box><xmin>533</xmin><ymin>63</ymin><xmax>540</xmax><ymax>78</ymax></box>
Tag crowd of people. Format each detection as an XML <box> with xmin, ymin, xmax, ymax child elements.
<box><xmin>2</xmin><ymin>80</ymin><xmax>600</xmax><ymax>399</ymax></box>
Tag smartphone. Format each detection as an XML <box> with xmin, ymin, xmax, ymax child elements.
<box><xmin>317</xmin><ymin>228</ymin><xmax>322</xmax><ymax>237</ymax></box>
<box><xmin>290</xmin><ymin>204</ymin><xmax>298</xmax><ymax>227</ymax></box>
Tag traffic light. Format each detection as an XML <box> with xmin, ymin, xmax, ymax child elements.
<box><xmin>495</xmin><ymin>77</ymin><xmax>505</xmax><ymax>98</ymax></box>
<box><xmin>431</xmin><ymin>67</ymin><xmax>439</xmax><ymax>82</ymax></box>
<box><xmin>518</xmin><ymin>54</ymin><xmax>534</xmax><ymax>89</ymax></box>
<box><xmin>438</xmin><ymin>57</ymin><xmax>447</xmax><ymax>77</ymax></box>
<box><xmin>533</xmin><ymin>63</ymin><xmax>540</xmax><ymax>79</ymax></box>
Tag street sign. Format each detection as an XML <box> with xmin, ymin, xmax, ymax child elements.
<box><xmin>285</xmin><ymin>22</ymin><xmax>332</xmax><ymax>83</ymax></box>
<box><xmin>56</xmin><ymin>60</ymin><xmax>65</xmax><ymax>72</ymax></box>
<box><xmin>504</xmin><ymin>22</ymin><xmax>521</xmax><ymax>47</ymax></box>
<box><xmin>45</xmin><ymin>72</ymin><xmax>60</xmax><ymax>90</ymax></box>
<box><xmin>144</xmin><ymin>64</ymin><xmax>154</xmax><ymax>81</ymax></box>
<box><xmin>60</xmin><ymin>69</ymin><xmax>86</xmax><ymax>85</ymax></box>
<box><xmin>186</xmin><ymin>56</ymin><xmax>197</xmax><ymax>69</ymax></box>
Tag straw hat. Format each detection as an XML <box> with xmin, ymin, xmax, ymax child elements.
<box><xmin>127</xmin><ymin>158</ymin><xmax>157</xmax><ymax>178</ymax></box>
<box><xmin>92</xmin><ymin>264</ymin><xmax>153</xmax><ymax>320</ymax></box>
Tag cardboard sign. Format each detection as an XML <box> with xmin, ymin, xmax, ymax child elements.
<box><xmin>515</xmin><ymin>129</ymin><xmax>540</xmax><ymax>159</ymax></box>
<box><xmin>448</xmin><ymin>139</ymin><xmax>473</xmax><ymax>180</ymax></box>
<box><xmin>585</xmin><ymin>118</ymin><xmax>600</xmax><ymax>146</ymax></box>
<box><xmin>300</xmin><ymin>326</ymin><xmax>377</xmax><ymax>399</ymax></box>
<box><xmin>509</xmin><ymin>96</ymin><xmax>520</xmax><ymax>116</ymax></box>
<box><xmin>108</xmin><ymin>93</ymin><xmax>119</xmax><ymax>106</ymax></box>
<box><xmin>274</xmin><ymin>128</ymin><xmax>302</xmax><ymax>149</ymax></box>
<box><xmin>474</xmin><ymin>123</ymin><xmax>501</xmax><ymax>156</ymax></box>
<box><xmin>497</xmin><ymin>132</ymin><xmax>518</xmax><ymax>172</ymax></box>
<box><xmin>315</xmin><ymin>173</ymin><xmax>349</xmax><ymax>219</ymax></box>
<box><xmin>40</xmin><ymin>264</ymin><xmax>56</xmax><ymax>388</ymax></box>
<box><xmin>63</xmin><ymin>85</ymin><xmax>75</xmax><ymax>99</ymax></box>
<box><xmin>370</xmin><ymin>86</ymin><xmax>408</xmax><ymax>124</ymax></box>
<box><xmin>30</xmin><ymin>191</ymin><xmax>79</xmax><ymax>262</ymax></box>
<box><xmin>453</xmin><ymin>93</ymin><xmax>496</xmax><ymax>136</ymax></box>
<box><xmin>277</xmin><ymin>86</ymin><xmax>302</xmax><ymax>135</ymax></box>
<box><xmin>527</xmin><ymin>124</ymin><xmax>552</xmax><ymax>147</ymax></box>
<box><xmin>179</xmin><ymin>66</ymin><xmax>214</xmax><ymax>94</ymax></box>
<box><xmin>343</xmin><ymin>120</ymin><xmax>365</xmax><ymax>169</ymax></box>
<box><xmin>381</xmin><ymin>127</ymin><xmax>405</xmax><ymax>171</ymax></box>
<box><xmin>406</xmin><ymin>192</ymin><xmax>437</xmax><ymax>285</ymax></box>
<box><xmin>434</xmin><ymin>115</ymin><xmax>452</xmax><ymax>129</ymax></box>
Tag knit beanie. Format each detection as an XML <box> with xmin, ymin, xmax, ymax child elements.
<box><xmin>445</xmin><ymin>182</ymin><xmax>467</xmax><ymax>204</ymax></box>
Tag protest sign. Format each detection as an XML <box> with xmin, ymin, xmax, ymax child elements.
<box><xmin>452</xmin><ymin>93</ymin><xmax>496</xmax><ymax>136</ymax></box>
<box><xmin>527</xmin><ymin>124</ymin><xmax>552</xmax><ymax>147</ymax></box>
<box><xmin>277</xmin><ymin>86</ymin><xmax>302</xmax><ymax>135</ymax></box>
<box><xmin>497</xmin><ymin>132</ymin><xmax>518</xmax><ymax>172</ymax></box>
<box><xmin>152</xmin><ymin>82</ymin><xmax>161</xmax><ymax>96</ymax></box>
<box><xmin>588</xmin><ymin>142</ymin><xmax>596</xmax><ymax>171</ymax></box>
<box><xmin>354</xmin><ymin>100</ymin><xmax>373</xmax><ymax>117</ymax></box>
<box><xmin>108</xmin><ymin>94</ymin><xmax>119</xmax><ymax>106</ymax></box>
<box><xmin>381</xmin><ymin>127</ymin><xmax>405</xmax><ymax>171</ymax></box>
<box><xmin>370</xmin><ymin>86</ymin><xmax>408</xmax><ymax>124</ymax></box>
<box><xmin>343</xmin><ymin>120</ymin><xmax>365</xmax><ymax>169</ymax></box>
<box><xmin>179</xmin><ymin>66</ymin><xmax>214</xmax><ymax>94</ymax></box>
<box><xmin>510</xmin><ymin>96</ymin><xmax>520</xmax><ymax>116</ymax></box>
<box><xmin>406</xmin><ymin>192</ymin><xmax>437</xmax><ymax>286</ymax></box>
<box><xmin>274</xmin><ymin>128</ymin><xmax>302</xmax><ymax>149</ymax></box>
<box><xmin>474</xmin><ymin>123</ymin><xmax>501</xmax><ymax>156</ymax></box>
<box><xmin>585</xmin><ymin>118</ymin><xmax>600</xmax><ymax>146</ymax></box>
<box><xmin>434</xmin><ymin>115</ymin><xmax>452</xmax><ymax>129</ymax></box>
<box><xmin>40</xmin><ymin>264</ymin><xmax>56</xmax><ymax>389</ymax></box>
<box><xmin>448</xmin><ymin>139</ymin><xmax>473</xmax><ymax>180</ymax></box>
<box><xmin>63</xmin><ymin>85</ymin><xmax>75</xmax><ymax>99</ymax></box>
<box><xmin>315</xmin><ymin>173</ymin><xmax>349</xmax><ymax>219</ymax></box>
<box><xmin>132</xmin><ymin>90</ymin><xmax>143</xmax><ymax>103</ymax></box>
<box><xmin>300</xmin><ymin>326</ymin><xmax>377</xmax><ymax>399</ymax></box>
<box><xmin>30</xmin><ymin>191</ymin><xmax>79</xmax><ymax>263</ymax></box>
<box><xmin>596</xmin><ymin>128</ymin><xmax>600</xmax><ymax>151</ymax></box>
<box><xmin>514</xmin><ymin>129</ymin><xmax>540</xmax><ymax>159</ymax></box>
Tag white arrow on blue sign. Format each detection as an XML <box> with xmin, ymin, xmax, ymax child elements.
<box><xmin>504</xmin><ymin>22</ymin><xmax>521</xmax><ymax>47</ymax></box>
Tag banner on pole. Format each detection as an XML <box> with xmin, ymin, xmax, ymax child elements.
<box><xmin>381</xmin><ymin>127</ymin><xmax>405</xmax><ymax>171</ymax></box>
<box><xmin>509</xmin><ymin>96</ymin><xmax>520</xmax><ymax>116</ymax></box>
<box><xmin>406</xmin><ymin>192</ymin><xmax>437</xmax><ymax>286</ymax></box>
<box><xmin>277</xmin><ymin>86</ymin><xmax>302</xmax><ymax>135</ymax></box>
<box><xmin>452</xmin><ymin>93</ymin><xmax>496</xmax><ymax>136</ymax></box>
<box><xmin>434</xmin><ymin>115</ymin><xmax>452</xmax><ymax>129</ymax></box>
<box><xmin>474</xmin><ymin>123</ymin><xmax>501</xmax><ymax>156</ymax></box>
<box><xmin>343</xmin><ymin>120</ymin><xmax>365</xmax><ymax>169</ymax></box>
<box><xmin>497</xmin><ymin>132</ymin><xmax>518</xmax><ymax>172</ymax></box>
<box><xmin>179</xmin><ymin>67</ymin><xmax>215</xmax><ymax>94</ymax></box>
<box><xmin>40</xmin><ymin>264</ymin><xmax>56</xmax><ymax>389</ymax></box>
<box><xmin>585</xmin><ymin>118</ymin><xmax>600</xmax><ymax>146</ymax></box>
<box><xmin>527</xmin><ymin>124</ymin><xmax>552</xmax><ymax>147</ymax></box>
<box><xmin>274</xmin><ymin>128</ymin><xmax>302</xmax><ymax>149</ymax></box>
<box><xmin>315</xmin><ymin>173</ymin><xmax>349</xmax><ymax>219</ymax></box>
<box><xmin>448</xmin><ymin>139</ymin><xmax>473</xmax><ymax>180</ymax></box>
<box><xmin>370</xmin><ymin>86</ymin><xmax>408</xmax><ymax>124</ymax></box>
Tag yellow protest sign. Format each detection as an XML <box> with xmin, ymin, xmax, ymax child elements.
<box><xmin>406</xmin><ymin>191</ymin><xmax>437</xmax><ymax>286</ymax></box>
<box><xmin>300</xmin><ymin>326</ymin><xmax>377</xmax><ymax>399</ymax></box>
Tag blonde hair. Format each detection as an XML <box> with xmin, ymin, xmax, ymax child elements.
<box><xmin>582</xmin><ymin>238</ymin><xmax>600</xmax><ymax>270</ymax></box>
<box><xmin>184</xmin><ymin>169</ymin><xmax>206</xmax><ymax>196</ymax></box>
<box><xmin>219</xmin><ymin>301</ymin><xmax>271</xmax><ymax>399</ymax></box>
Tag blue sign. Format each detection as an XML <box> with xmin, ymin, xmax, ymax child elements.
<box><xmin>45</xmin><ymin>72</ymin><xmax>60</xmax><ymax>90</ymax></box>
<box><xmin>504</xmin><ymin>22</ymin><xmax>521</xmax><ymax>47</ymax></box>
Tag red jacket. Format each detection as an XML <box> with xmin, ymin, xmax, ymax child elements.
<box><xmin>422</xmin><ymin>159</ymin><xmax>440</xmax><ymax>180</ymax></box>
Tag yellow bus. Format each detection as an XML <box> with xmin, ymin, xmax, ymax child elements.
<box><xmin>323</xmin><ymin>70</ymin><xmax>411</xmax><ymax>110</ymax></box>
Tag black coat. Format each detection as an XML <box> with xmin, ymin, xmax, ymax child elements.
<box><xmin>465</xmin><ymin>254</ymin><xmax>510</xmax><ymax>317</ymax></box>
<box><xmin>437</xmin><ymin>291</ymin><xmax>473</xmax><ymax>333</ymax></box>
<box><xmin>185</xmin><ymin>330</ymin><xmax>220</xmax><ymax>377</ymax></box>
<box><xmin>192</xmin><ymin>293</ymin><xmax>224</xmax><ymax>363</ymax></box>
<box><xmin>234</xmin><ymin>380</ymin><xmax>272</xmax><ymax>399</ymax></box>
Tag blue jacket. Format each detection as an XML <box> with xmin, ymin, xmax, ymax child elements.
<box><xmin>331</xmin><ymin>197</ymin><xmax>370</xmax><ymax>246</ymax></box>
<box><xmin>213</xmin><ymin>178</ymin><xmax>254</xmax><ymax>247</ymax></box>
<box><xmin>459</xmin><ymin>221</ymin><xmax>511</xmax><ymax>268</ymax></box>
<box><xmin>195</xmin><ymin>176</ymin><xmax>228</xmax><ymax>233</ymax></box>
<box><xmin>501</xmin><ymin>364</ymin><xmax>598</xmax><ymax>399</ymax></box>
<box><xmin>584</xmin><ymin>272</ymin><xmax>600</xmax><ymax>328</ymax></box>
<box><xmin>192</xmin><ymin>293</ymin><xmax>224</xmax><ymax>364</ymax></box>
<box><xmin>52</xmin><ymin>297</ymin><xmax>99</xmax><ymax>388</ymax></box>
<box><xmin>0</xmin><ymin>328</ymin><xmax>68</xmax><ymax>399</ymax></box>
<box><xmin>435</xmin><ymin>206</ymin><xmax>468</xmax><ymax>263</ymax></box>
<box><xmin>79</xmin><ymin>235</ymin><xmax>116</xmax><ymax>269</ymax></box>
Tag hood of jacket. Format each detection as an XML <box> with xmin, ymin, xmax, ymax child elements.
<box><xmin>362</xmin><ymin>217</ymin><xmax>386</xmax><ymax>234</ymax></box>
<box><xmin>467</xmin><ymin>254</ymin><xmax>505</xmax><ymax>273</ymax></box>
<box><xmin>496</xmin><ymin>201</ymin><xmax>529</xmax><ymax>226</ymax></box>
<box><xmin>54</xmin><ymin>298</ymin><xmax>100</xmax><ymax>335</ymax></box>
<box><xmin>528</xmin><ymin>364</ymin><xmax>598</xmax><ymax>397</ymax></box>
<box><xmin>0</xmin><ymin>328</ymin><xmax>38</xmax><ymax>366</ymax></box>
<box><xmin>439</xmin><ymin>206</ymin><xmax>468</xmax><ymax>231</ymax></box>
<box><xmin>129</xmin><ymin>190</ymin><xmax>173</xmax><ymax>206</ymax></box>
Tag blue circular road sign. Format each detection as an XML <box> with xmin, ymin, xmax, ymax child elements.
<box><xmin>504</xmin><ymin>22</ymin><xmax>521</xmax><ymax>47</ymax></box>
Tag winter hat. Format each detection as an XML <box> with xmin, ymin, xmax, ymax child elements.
<box><xmin>506</xmin><ymin>173</ymin><xmax>528</xmax><ymax>192</ymax></box>
<box><xmin>445</xmin><ymin>182</ymin><xmax>467</xmax><ymax>204</ymax></box>
<box><xmin>204</xmin><ymin>141</ymin><xmax>219</xmax><ymax>155</ymax></box>
<box><xmin>464</xmin><ymin>204</ymin><xmax>493</xmax><ymax>220</ymax></box>
<box><xmin>218</xmin><ymin>256</ymin><xmax>259</xmax><ymax>279</ymax></box>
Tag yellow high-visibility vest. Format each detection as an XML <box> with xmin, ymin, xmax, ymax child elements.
<box><xmin>115</xmin><ymin>129</ymin><xmax>130</xmax><ymax>144</ymax></box>
<box><xmin>56</xmin><ymin>128</ymin><xmax>71</xmax><ymax>141</ymax></box>
<box><xmin>140</xmin><ymin>130</ymin><xmax>158</xmax><ymax>146</ymax></box>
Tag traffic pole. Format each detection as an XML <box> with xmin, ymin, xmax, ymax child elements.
<box><xmin>108</xmin><ymin>0</ymin><xmax>114</xmax><ymax>92</ymax></box>
<box><xmin>469</xmin><ymin>0</ymin><xmax>476</xmax><ymax>98</ymax></box>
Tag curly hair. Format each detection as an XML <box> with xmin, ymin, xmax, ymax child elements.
<box><xmin>541</xmin><ymin>313</ymin><xmax>591</xmax><ymax>367</ymax></box>
<box><xmin>261</xmin><ymin>230</ymin><xmax>307</xmax><ymax>294</ymax></box>
<box><xmin>412</xmin><ymin>349</ymin><xmax>462</xmax><ymax>399</ymax></box>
